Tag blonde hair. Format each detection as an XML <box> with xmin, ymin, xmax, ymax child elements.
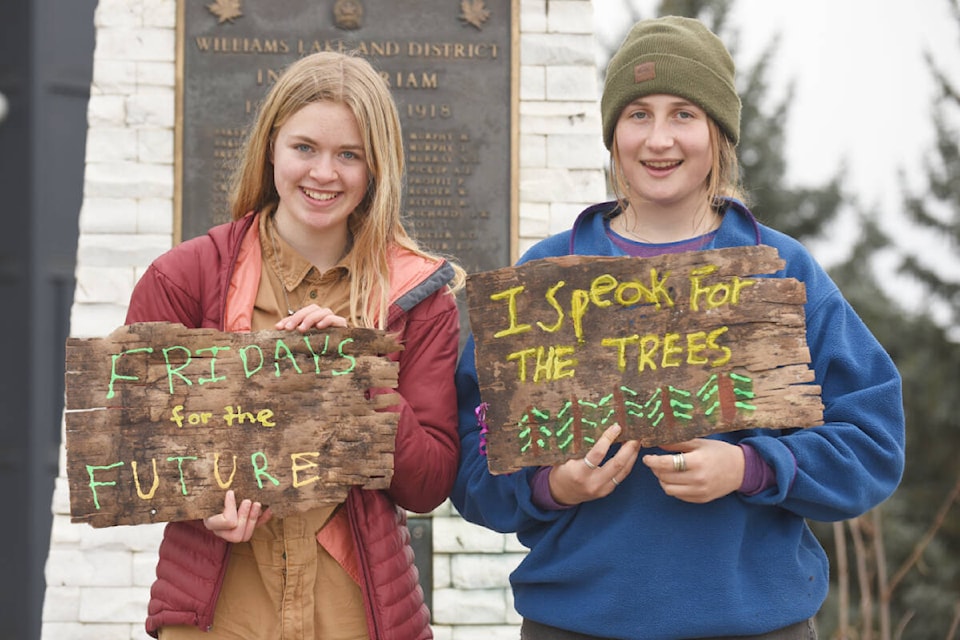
<box><xmin>609</xmin><ymin>116</ymin><xmax>747</xmax><ymax>215</ymax></box>
<box><xmin>229</xmin><ymin>51</ymin><xmax>465</xmax><ymax>329</ymax></box>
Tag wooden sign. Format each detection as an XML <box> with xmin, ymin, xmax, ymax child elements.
<box><xmin>64</xmin><ymin>322</ymin><xmax>402</xmax><ymax>528</ymax></box>
<box><xmin>465</xmin><ymin>246</ymin><xmax>824</xmax><ymax>474</ymax></box>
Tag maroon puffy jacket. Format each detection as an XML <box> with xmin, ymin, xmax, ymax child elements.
<box><xmin>127</xmin><ymin>214</ymin><xmax>461</xmax><ymax>638</ymax></box>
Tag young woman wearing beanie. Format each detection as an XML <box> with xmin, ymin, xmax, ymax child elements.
<box><xmin>451</xmin><ymin>16</ymin><xmax>904</xmax><ymax>640</ymax></box>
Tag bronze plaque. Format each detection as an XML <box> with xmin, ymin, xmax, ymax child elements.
<box><xmin>176</xmin><ymin>0</ymin><xmax>517</xmax><ymax>274</ymax></box>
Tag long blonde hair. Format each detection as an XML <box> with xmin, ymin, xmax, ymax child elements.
<box><xmin>609</xmin><ymin>117</ymin><xmax>747</xmax><ymax>214</ymax></box>
<box><xmin>229</xmin><ymin>51</ymin><xmax>465</xmax><ymax>328</ymax></box>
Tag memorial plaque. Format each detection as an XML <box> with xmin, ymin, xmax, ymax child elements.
<box><xmin>176</xmin><ymin>0</ymin><xmax>517</xmax><ymax>275</ymax></box>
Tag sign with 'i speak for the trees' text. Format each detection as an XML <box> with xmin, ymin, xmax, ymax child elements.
<box><xmin>64</xmin><ymin>322</ymin><xmax>402</xmax><ymax>528</ymax></box>
<box><xmin>465</xmin><ymin>245</ymin><xmax>824</xmax><ymax>475</ymax></box>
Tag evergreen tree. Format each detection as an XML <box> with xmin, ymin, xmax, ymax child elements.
<box><xmin>900</xmin><ymin>0</ymin><xmax>960</xmax><ymax>336</ymax></box>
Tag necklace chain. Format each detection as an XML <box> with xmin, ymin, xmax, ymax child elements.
<box><xmin>614</xmin><ymin>203</ymin><xmax>719</xmax><ymax>243</ymax></box>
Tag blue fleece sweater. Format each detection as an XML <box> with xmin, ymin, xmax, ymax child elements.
<box><xmin>451</xmin><ymin>200</ymin><xmax>905</xmax><ymax>640</ymax></box>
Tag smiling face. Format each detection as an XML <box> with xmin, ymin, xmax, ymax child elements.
<box><xmin>271</xmin><ymin>100</ymin><xmax>369</xmax><ymax>247</ymax></box>
<box><xmin>614</xmin><ymin>94</ymin><xmax>713</xmax><ymax>218</ymax></box>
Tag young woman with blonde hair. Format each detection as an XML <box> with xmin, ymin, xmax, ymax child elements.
<box><xmin>128</xmin><ymin>51</ymin><xmax>465</xmax><ymax>640</ymax></box>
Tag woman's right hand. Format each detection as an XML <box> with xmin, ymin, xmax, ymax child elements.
<box><xmin>275</xmin><ymin>304</ymin><xmax>348</xmax><ymax>332</ymax></box>
<box><xmin>547</xmin><ymin>424</ymin><xmax>641</xmax><ymax>506</ymax></box>
<box><xmin>203</xmin><ymin>489</ymin><xmax>273</xmax><ymax>543</ymax></box>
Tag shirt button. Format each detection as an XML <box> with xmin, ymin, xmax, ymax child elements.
<box><xmin>309</xmin><ymin>290</ymin><xmax>318</xmax><ymax>299</ymax></box>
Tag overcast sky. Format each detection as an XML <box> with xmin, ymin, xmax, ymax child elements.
<box><xmin>592</xmin><ymin>0</ymin><xmax>959</xmax><ymax>324</ymax></box>
<box><xmin>593</xmin><ymin>0</ymin><xmax>958</xmax><ymax>205</ymax></box>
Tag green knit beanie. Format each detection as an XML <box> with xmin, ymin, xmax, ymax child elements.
<box><xmin>600</xmin><ymin>16</ymin><xmax>740</xmax><ymax>149</ymax></box>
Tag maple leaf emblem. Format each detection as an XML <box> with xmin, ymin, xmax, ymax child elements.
<box><xmin>208</xmin><ymin>0</ymin><xmax>243</xmax><ymax>24</ymax></box>
<box><xmin>459</xmin><ymin>0</ymin><xmax>490</xmax><ymax>30</ymax></box>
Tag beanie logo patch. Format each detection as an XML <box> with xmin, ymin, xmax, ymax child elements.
<box><xmin>634</xmin><ymin>62</ymin><xmax>656</xmax><ymax>83</ymax></box>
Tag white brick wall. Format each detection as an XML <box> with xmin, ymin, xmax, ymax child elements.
<box><xmin>44</xmin><ymin>1</ymin><xmax>606</xmax><ymax>637</ymax></box>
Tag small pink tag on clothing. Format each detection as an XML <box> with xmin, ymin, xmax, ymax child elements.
<box><xmin>634</xmin><ymin>61</ymin><xmax>656</xmax><ymax>83</ymax></box>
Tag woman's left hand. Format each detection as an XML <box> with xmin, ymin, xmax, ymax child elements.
<box><xmin>642</xmin><ymin>438</ymin><xmax>744</xmax><ymax>504</ymax></box>
<box><xmin>275</xmin><ymin>304</ymin><xmax>348</xmax><ymax>332</ymax></box>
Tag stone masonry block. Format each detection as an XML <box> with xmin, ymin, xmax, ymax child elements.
<box><xmin>547</xmin><ymin>132</ymin><xmax>606</xmax><ymax>169</ymax></box>
<box><xmin>138</xmin><ymin>128</ymin><xmax>174</xmax><ymax>164</ymax></box>
<box><xmin>45</xmin><ymin>549</ymin><xmax>132</xmax><ymax>587</ymax></box>
<box><xmin>74</xmin><ymin>266</ymin><xmax>136</xmax><ymax>305</ymax></box>
<box><xmin>79</xmin><ymin>587</ymin><xmax>150</xmax><ymax>624</ymax></box>
<box><xmin>519</xmin><ymin>66</ymin><xmax>545</xmax><ymax>101</ymax></box>
<box><xmin>546</xmin><ymin>65</ymin><xmax>600</xmax><ymax>101</ymax></box>
<box><xmin>143</xmin><ymin>0</ymin><xmax>176</xmax><ymax>28</ymax></box>
<box><xmin>452</xmin><ymin>625</ymin><xmax>523</xmax><ymax>640</ymax></box>
<box><xmin>94</xmin><ymin>0</ymin><xmax>143</xmax><ymax>29</ymax></box>
<box><xmin>41</xmin><ymin>586</ymin><xmax>80</xmax><ymax>621</ymax></box>
<box><xmin>136</xmin><ymin>61</ymin><xmax>175</xmax><ymax>88</ymax></box>
<box><xmin>520</xmin><ymin>0</ymin><xmax>547</xmax><ymax>33</ymax></box>
<box><xmin>79</xmin><ymin>197</ymin><xmax>138</xmax><ymax>234</ymax></box>
<box><xmin>547</xmin><ymin>1</ymin><xmax>597</xmax><ymax>35</ymax></box>
<box><xmin>84</xmin><ymin>161</ymin><xmax>173</xmax><ymax>199</ymax></box>
<box><xmin>521</xmin><ymin>33</ymin><xmax>596</xmax><ymax>66</ymax></box>
<box><xmin>86</xmin><ymin>95</ymin><xmax>127</xmax><ymax>128</ymax></box>
<box><xmin>79</xmin><ymin>522</ymin><xmax>164</xmax><ymax>553</ymax></box>
<box><xmin>126</xmin><ymin>91</ymin><xmax>174</xmax><ymax>127</ymax></box>
<box><xmin>520</xmin><ymin>133</ymin><xmax>547</xmax><ymax>168</ymax></box>
<box><xmin>519</xmin><ymin>101</ymin><xmax>602</xmax><ymax>136</ymax></box>
<box><xmin>76</xmin><ymin>232</ymin><xmax>171</xmax><ymax>269</ymax></box>
<box><xmin>451</xmin><ymin>553</ymin><xmax>525</xmax><ymax>589</ymax></box>
<box><xmin>433</xmin><ymin>516</ymin><xmax>510</xmax><ymax>553</ymax></box>
<box><xmin>86</xmin><ymin>127</ymin><xmax>138</xmax><ymax>163</ymax></box>
<box><xmin>432</xmin><ymin>587</ymin><xmax>508</xmax><ymax>625</ymax></box>
<box><xmin>42</xmin><ymin>622</ymin><xmax>138</xmax><ymax>640</ymax></box>
<box><xmin>95</xmin><ymin>28</ymin><xmax>175</xmax><ymax>63</ymax></box>
<box><xmin>69</xmin><ymin>303</ymin><xmax>130</xmax><ymax>339</ymax></box>
<box><xmin>138</xmin><ymin>197</ymin><xmax>174</xmax><ymax>234</ymax></box>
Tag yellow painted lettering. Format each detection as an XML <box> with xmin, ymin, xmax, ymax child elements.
<box><xmin>686</xmin><ymin>331</ymin><xmax>709</xmax><ymax>365</ymax></box>
<box><xmin>570</xmin><ymin>289</ymin><xmax>590</xmax><ymax>342</ymax></box>
<box><xmin>589</xmin><ymin>274</ymin><xmax>618</xmax><ymax>307</ymax></box>
<box><xmin>707</xmin><ymin>326</ymin><xmax>732</xmax><ymax>366</ymax></box>
<box><xmin>213</xmin><ymin>453</ymin><xmax>237</xmax><ymax>489</ymax></box>
<box><xmin>131</xmin><ymin>459</ymin><xmax>159</xmax><ymax>500</ymax></box>
<box><xmin>536</xmin><ymin>281</ymin><xmax>565</xmax><ymax>333</ymax></box>
<box><xmin>506</xmin><ymin>347</ymin><xmax>536</xmax><ymax>382</ymax></box>
<box><xmin>492</xmin><ymin>286</ymin><xmax>532</xmax><ymax>338</ymax></box>
<box><xmin>638</xmin><ymin>334</ymin><xmax>660</xmax><ymax>372</ymax></box>
<box><xmin>661</xmin><ymin>332</ymin><xmax>683</xmax><ymax>367</ymax></box>
<box><xmin>291</xmin><ymin>452</ymin><xmax>321</xmax><ymax>488</ymax></box>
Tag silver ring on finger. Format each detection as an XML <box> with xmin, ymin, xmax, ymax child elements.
<box><xmin>582</xmin><ymin>456</ymin><xmax>598</xmax><ymax>470</ymax></box>
<box><xmin>673</xmin><ymin>452</ymin><xmax>687</xmax><ymax>472</ymax></box>
<box><xmin>611</xmin><ymin>476</ymin><xmax>621</xmax><ymax>486</ymax></box>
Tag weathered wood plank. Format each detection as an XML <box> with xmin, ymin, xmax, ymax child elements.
<box><xmin>64</xmin><ymin>322</ymin><xmax>402</xmax><ymax>527</ymax></box>
<box><xmin>465</xmin><ymin>246</ymin><xmax>824</xmax><ymax>474</ymax></box>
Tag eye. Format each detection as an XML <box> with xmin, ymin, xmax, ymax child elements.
<box><xmin>677</xmin><ymin>110</ymin><xmax>695</xmax><ymax>120</ymax></box>
<box><xmin>341</xmin><ymin>149</ymin><xmax>364</xmax><ymax>161</ymax></box>
<box><xmin>294</xmin><ymin>143</ymin><xmax>312</xmax><ymax>153</ymax></box>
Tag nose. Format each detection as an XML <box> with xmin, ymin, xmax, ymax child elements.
<box><xmin>645</xmin><ymin>120</ymin><xmax>674</xmax><ymax>151</ymax></box>
<box><xmin>309</xmin><ymin>153</ymin><xmax>338</xmax><ymax>180</ymax></box>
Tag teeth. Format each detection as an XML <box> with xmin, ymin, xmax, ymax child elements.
<box><xmin>303</xmin><ymin>188</ymin><xmax>336</xmax><ymax>201</ymax></box>
<box><xmin>643</xmin><ymin>160</ymin><xmax>680</xmax><ymax>169</ymax></box>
